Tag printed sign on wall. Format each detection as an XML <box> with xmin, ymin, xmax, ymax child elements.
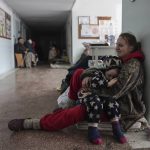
<box><xmin>0</xmin><ymin>8</ymin><xmax>11</xmax><ymax>39</ymax></box>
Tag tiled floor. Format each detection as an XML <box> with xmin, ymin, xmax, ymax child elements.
<box><xmin>0</xmin><ymin>66</ymin><xmax>133</xmax><ymax>150</ymax></box>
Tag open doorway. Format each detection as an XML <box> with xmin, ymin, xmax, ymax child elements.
<box><xmin>31</xmin><ymin>29</ymin><xmax>67</xmax><ymax>64</ymax></box>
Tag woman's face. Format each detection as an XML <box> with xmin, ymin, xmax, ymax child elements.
<box><xmin>115</xmin><ymin>36</ymin><xmax>133</xmax><ymax>58</ymax></box>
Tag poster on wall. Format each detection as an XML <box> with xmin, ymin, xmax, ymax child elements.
<box><xmin>78</xmin><ymin>16</ymin><xmax>99</xmax><ymax>39</ymax></box>
<box><xmin>90</xmin><ymin>16</ymin><xmax>98</xmax><ymax>25</ymax></box>
<box><xmin>0</xmin><ymin>8</ymin><xmax>6</xmax><ymax>37</ymax></box>
<box><xmin>99</xmin><ymin>18</ymin><xmax>115</xmax><ymax>45</ymax></box>
<box><xmin>78</xmin><ymin>16</ymin><xmax>90</xmax><ymax>25</ymax></box>
<box><xmin>0</xmin><ymin>8</ymin><xmax>11</xmax><ymax>39</ymax></box>
<box><xmin>81</xmin><ymin>25</ymin><xmax>99</xmax><ymax>37</ymax></box>
<box><xmin>5</xmin><ymin>12</ymin><xmax>11</xmax><ymax>39</ymax></box>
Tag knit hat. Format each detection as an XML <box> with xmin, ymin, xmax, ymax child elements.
<box><xmin>81</xmin><ymin>56</ymin><xmax>122</xmax><ymax>81</ymax></box>
<box><xmin>97</xmin><ymin>56</ymin><xmax>122</xmax><ymax>70</ymax></box>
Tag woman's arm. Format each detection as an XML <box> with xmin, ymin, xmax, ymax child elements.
<box><xmin>113</xmin><ymin>59</ymin><xmax>144</xmax><ymax>99</ymax></box>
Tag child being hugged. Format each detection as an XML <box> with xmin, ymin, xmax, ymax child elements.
<box><xmin>78</xmin><ymin>66</ymin><xmax>127</xmax><ymax>145</ymax></box>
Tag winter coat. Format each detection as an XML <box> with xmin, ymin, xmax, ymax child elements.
<box><xmin>81</xmin><ymin>51</ymin><xmax>146</xmax><ymax>131</ymax></box>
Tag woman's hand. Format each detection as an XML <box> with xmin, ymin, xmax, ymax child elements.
<box><xmin>108</xmin><ymin>78</ymin><xmax>118</xmax><ymax>87</ymax></box>
<box><xmin>82</xmin><ymin>77</ymin><xmax>92</xmax><ymax>89</ymax></box>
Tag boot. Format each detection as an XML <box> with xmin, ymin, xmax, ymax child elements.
<box><xmin>88</xmin><ymin>126</ymin><xmax>103</xmax><ymax>145</ymax></box>
<box><xmin>111</xmin><ymin>121</ymin><xmax>127</xmax><ymax>144</ymax></box>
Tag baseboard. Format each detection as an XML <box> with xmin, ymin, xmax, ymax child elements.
<box><xmin>0</xmin><ymin>69</ymin><xmax>17</xmax><ymax>80</ymax></box>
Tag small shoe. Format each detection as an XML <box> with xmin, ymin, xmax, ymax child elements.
<box><xmin>8</xmin><ymin>119</ymin><xmax>25</xmax><ymax>131</ymax></box>
<box><xmin>112</xmin><ymin>121</ymin><xmax>127</xmax><ymax>144</ymax></box>
<box><xmin>113</xmin><ymin>134</ymin><xmax>127</xmax><ymax>144</ymax></box>
<box><xmin>118</xmin><ymin>136</ymin><xmax>127</xmax><ymax>144</ymax></box>
<box><xmin>90</xmin><ymin>138</ymin><xmax>103</xmax><ymax>145</ymax></box>
<box><xmin>88</xmin><ymin>126</ymin><xmax>103</xmax><ymax>145</ymax></box>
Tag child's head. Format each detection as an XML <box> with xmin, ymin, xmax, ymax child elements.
<box><xmin>104</xmin><ymin>67</ymin><xmax>120</xmax><ymax>81</ymax></box>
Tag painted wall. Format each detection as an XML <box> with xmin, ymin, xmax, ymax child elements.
<box><xmin>122</xmin><ymin>0</ymin><xmax>150</xmax><ymax>122</ymax></box>
<box><xmin>0</xmin><ymin>0</ymin><xmax>27</xmax><ymax>76</ymax></box>
<box><xmin>72</xmin><ymin>0</ymin><xmax>122</xmax><ymax>64</ymax></box>
<box><xmin>0</xmin><ymin>0</ymin><xmax>14</xmax><ymax>75</ymax></box>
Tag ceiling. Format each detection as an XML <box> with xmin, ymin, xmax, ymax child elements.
<box><xmin>5</xmin><ymin>0</ymin><xmax>76</xmax><ymax>32</ymax></box>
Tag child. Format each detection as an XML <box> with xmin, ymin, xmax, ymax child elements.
<box><xmin>78</xmin><ymin>67</ymin><xmax>127</xmax><ymax>145</ymax></box>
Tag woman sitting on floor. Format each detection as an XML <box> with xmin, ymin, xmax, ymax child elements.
<box><xmin>8</xmin><ymin>33</ymin><xmax>148</xmax><ymax>145</ymax></box>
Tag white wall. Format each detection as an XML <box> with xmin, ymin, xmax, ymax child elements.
<box><xmin>13</xmin><ymin>13</ymin><xmax>21</xmax><ymax>44</ymax></box>
<box><xmin>0</xmin><ymin>0</ymin><xmax>27</xmax><ymax>76</ymax></box>
<box><xmin>122</xmin><ymin>0</ymin><xmax>150</xmax><ymax>122</ymax></box>
<box><xmin>72</xmin><ymin>0</ymin><xmax>122</xmax><ymax>64</ymax></box>
<box><xmin>0</xmin><ymin>0</ymin><xmax>14</xmax><ymax>75</ymax></box>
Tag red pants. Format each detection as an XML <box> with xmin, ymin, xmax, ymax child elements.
<box><xmin>40</xmin><ymin>105</ymin><xmax>86</xmax><ymax>131</ymax></box>
<box><xmin>40</xmin><ymin>68</ymin><xmax>86</xmax><ymax>131</ymax></box>
<box><xmin>40</xmin><ymin>68</ymin><xmax>109</xmax><ymax>131</ymax></box>
<box><xmin>68</xmin><ymin>68</ymin><xmax>84</xmax><ymax>100</ymax></box>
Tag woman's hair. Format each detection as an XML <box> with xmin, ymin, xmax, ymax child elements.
<box><xmin>119</xmin><ymin>33</ymin><xmax>141</xmax><ymax>51</ymax></box>
<box><xmin>18</xmin><ymin>37</ymin><xmax>23</xmax><ymax>41</ymax></box>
